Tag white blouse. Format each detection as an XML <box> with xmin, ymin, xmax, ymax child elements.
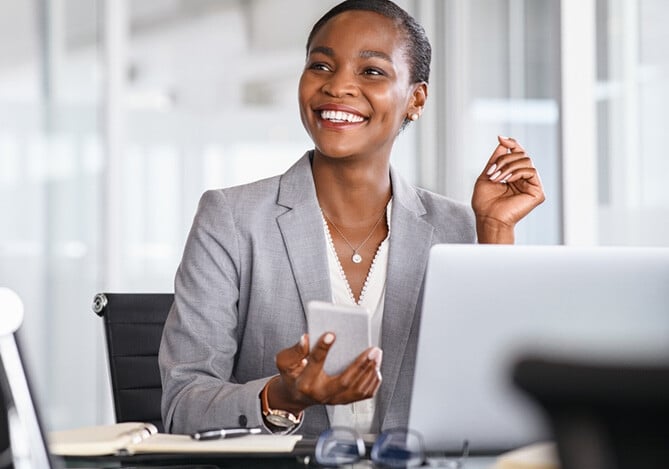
<box><xmin>321</xmin><ymin>200</ymin><xmax>391</xmax><ymax>435</ymax></box>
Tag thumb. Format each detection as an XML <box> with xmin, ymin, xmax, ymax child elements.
<box><xmin>308</xmin><ymin>332</ymin><xmax>335</xmax><ymax>365</ymax></box>
<box><xmin>275</xmin><ymin>334</ymin><xmax>309</xmax><ymax>373</ymax></box>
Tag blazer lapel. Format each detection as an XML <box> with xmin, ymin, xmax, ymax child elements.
<box><xmin>275</xmin><ymin>153</ymin><xmax>332</xmax><ymax>316</ymax></box>
<box><xmin>276</xmin><ymin>153</ymin><xmax>333</xmax><ymax>432</ymax></box>
<box><xmin>376</xmin><ymin>168</ymin><xmax>435</xmax><ymax>428</ymax></box>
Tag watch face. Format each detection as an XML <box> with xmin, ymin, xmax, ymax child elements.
<box><xmin>266</xmin><ymin>412</ymin><xmax>296</xmax><ymax>429</ymax></box>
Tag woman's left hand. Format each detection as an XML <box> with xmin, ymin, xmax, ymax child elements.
<box><xmin>471</xmin><ymin>136</ymin><xmax>545</xmax><ymax>243</ymax></box>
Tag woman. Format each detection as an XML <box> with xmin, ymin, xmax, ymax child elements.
<box><xmin>159</xmin><ymin>0</ymin><xmax>544</xmax><ymax>437</ymax></box>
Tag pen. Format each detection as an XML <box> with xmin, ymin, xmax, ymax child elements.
<box><xmin>191</xmin><ymin>426</ymin><xmax>262</xmax><ymax>441</ymax></box>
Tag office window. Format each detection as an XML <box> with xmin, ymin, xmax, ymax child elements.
<box><xmin>595</xmin><ymin>0</ymin><xmax>669</xmax><ymax>246</ymax></box>
<box><xmin>416</xmin><ymin>0</ymin><xmax>562</xmax><ymax>245</ymax></box>
<box><xmin>0</xmin><ymin>0</ymin><xmax>105</xmax><ymax>429</ymax></box>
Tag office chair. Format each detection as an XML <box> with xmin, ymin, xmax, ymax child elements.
<box><xmin>92</xmin><ymin>292</ymin><xmax>174</xmax><ymax>433</ymax></box>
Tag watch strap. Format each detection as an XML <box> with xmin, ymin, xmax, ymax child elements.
<box><xmin>261</xmin><ymin>376</ymin><xmax>303</xmax><ymax>430</ymax></box>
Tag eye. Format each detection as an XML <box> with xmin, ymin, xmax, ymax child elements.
<box><xmin>363</xmin><ymin>67</ymin><xmax>385</xmax><ymax>77</ymax></box>
<box><xmin>308</xmin><ymin>62</ymin><xmax>331</xmax><ymax>72</ymax></box>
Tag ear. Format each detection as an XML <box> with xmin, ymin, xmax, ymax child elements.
<box><xmin>407</xmin><ymin>82</ymin><xmax>428</xmax><ymax>119</ymax></box>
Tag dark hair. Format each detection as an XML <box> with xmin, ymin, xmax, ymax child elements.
<box><xmin>306</xmin><ymin>0</ymin><xmax>431</xmax><ymax>84</ymax></box>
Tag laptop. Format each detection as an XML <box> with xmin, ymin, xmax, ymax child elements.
<box><xmin>0</xmin><ymin>287</ymin><xmax>58</xmax><ymax>468</ymax></box>
<box><xmin>408</xmin><ymin>244</ymin><xmax>669</xmax><ymax>453</ymax></box>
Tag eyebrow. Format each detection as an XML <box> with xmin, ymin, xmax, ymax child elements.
<box><xmin>359</xmin><ymin>50</ymin><xmax>393</xmax><ymax>63</ymax></box>
<box><xmin>309</xmin><ymin>46</ymin><xmax>394</xmax><ymax>64</ymax></box>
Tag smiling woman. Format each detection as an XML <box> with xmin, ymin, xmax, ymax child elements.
<box><xmin>158</xmin><ymin>0</ymin><xmax>545</xmax><ymax>438</ymax></box>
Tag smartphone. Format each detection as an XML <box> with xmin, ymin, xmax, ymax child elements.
<box><xmin>306</xmin><ymin>300</ymin><xmax>372</xmax><ymax>376</ymax></box>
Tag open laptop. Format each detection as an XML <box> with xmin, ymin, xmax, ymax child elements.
<box><xmin>408</xmin><ymin>244</ymin><xmax>669</xmax><ymax>453</ymax></box>
<box><xmin>0</xmin><ymin>287</ymin><xmax>58</xmax><ymax>468</ymax></box>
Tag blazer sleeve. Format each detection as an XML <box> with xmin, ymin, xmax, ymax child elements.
<box><xmin>159</xmin><ymin>189</ymin><xmax>269</xmax><ymax>434</ymax></box>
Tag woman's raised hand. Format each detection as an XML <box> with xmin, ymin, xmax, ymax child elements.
<box><xmin>268</xmin><ymin>333</ymin><xmax>383</xmax><ymax>415</ymax></box>
<box><xmin>471</xmin><ymin>136</ymin><xmax>545</xmax><ymax>243</ymax></box>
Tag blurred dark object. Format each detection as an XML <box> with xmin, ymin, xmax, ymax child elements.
<box><xmin>514</xmin><ymin>356</ymin><xmax>669</xmax><ymax>469</ymax></box>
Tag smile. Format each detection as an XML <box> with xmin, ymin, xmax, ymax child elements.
<box><xmin>320</xmin><ymin>110</ymin><xmax>365</xmax><ymax>123</ymax></box>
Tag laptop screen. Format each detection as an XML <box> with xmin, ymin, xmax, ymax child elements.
<box><xmin>408</xmin><ymin>244</ymin><xmax>669</xmax><ymax>453</ymax></box>
<box><xmin>0</xmin><ymin>288</ymin><xmax>56</xmax><ymax>468</ymax></box>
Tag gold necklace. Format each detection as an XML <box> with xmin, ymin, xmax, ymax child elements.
<box><xmin>321</xmin><ymin>206</ymin><xmax>387</xmax><ymax>264</ymax></box>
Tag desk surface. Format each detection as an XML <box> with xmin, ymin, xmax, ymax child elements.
<box><xmin>61</xmin><ymin>457</ymin><xmax>499</xmax><ymax>469</ymax></box>
<box><xmin>56</xmin><ymin>435</ymin><xmax>502</xmax><ymax>468</ymax></box>
<box><xmin>60</xmin><ymin>446</ymin><xmax>496</xmax><ymax>469</ymax></box>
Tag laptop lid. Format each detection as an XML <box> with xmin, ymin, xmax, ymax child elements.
<box><xmin>408</xmin><ymin>244</ymin><xmax>669</xmax><ymax>453</ymax></box>
<box><xmin>0</xmin><ymin>288</ymin><xmax>57</xmax><ymax>468</ymax></box>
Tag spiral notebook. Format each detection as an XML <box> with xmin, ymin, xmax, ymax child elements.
<box><xmin>48</xmin><ymin>422</ymin><xmax>301</xmax><ymax>457</ymax></box>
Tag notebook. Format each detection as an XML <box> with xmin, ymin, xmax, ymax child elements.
<box><xmin>408</xmin><ymin>244</ymin><xmax>669</xmax><ymax>453</ymax></box>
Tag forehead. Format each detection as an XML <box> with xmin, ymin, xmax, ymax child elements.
<box><xmin>308</xmin><ymin>10</ymin><xmax>407</xmax><ymax>56</ymax></box>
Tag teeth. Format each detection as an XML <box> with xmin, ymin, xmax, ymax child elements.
<box><xmin>320</xmin><ymin>110</ymin><xmax>364</xmax><ymax>123</ymax></box>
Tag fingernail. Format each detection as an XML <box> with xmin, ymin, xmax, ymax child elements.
<box><xmin>300</xmin><ymin>334</ymin><xmax>306</xmax><ymax>346</ymax></box>
<box><xmin>301</xmin><ymin>358</ymin><xmax>308</xmax><ymax>366</ymax></box>
<box><xmin>368</xmin><ymin>347</ymin><xmax>382</xmax><ymax>365</ymax></box>
<box><xmin>499</xmin><ymin>135</ymin><xmax>509</xmax><ymax>140</ymax></box>
<box><xmin>486</xmin><ymin>163</ymin><xmax>497</xmax><ymax>176</ymax></box>
<box><xmin>489</xmin><ymin>170</ymin><xmax>502</xmax><ymax>180</ymax></box>
<box><xmin>501</xmin><ymin>173</ymin><xmax>513</xmax><ymax>183</ymax></box>
<box><xmin>323</xmin><ymin>333</ymin><xmax>334</xmax><ymax>345</ymax></box>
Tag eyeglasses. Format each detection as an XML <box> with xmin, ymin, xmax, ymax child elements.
<box><xmin>313</xmin><ymin>427</ymin><xmax>469</xmax><ymax>468</ymax></box>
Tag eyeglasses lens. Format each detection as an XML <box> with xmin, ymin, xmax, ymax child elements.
<box><xmin>371</xmin><ymin>429</ymin><xmax>424</xmax><ymax>468</ymax></box>
<box><xmin>315</xmin><ymin>427</ymin><xmax>365</xmax><ymax>466</ymax></box>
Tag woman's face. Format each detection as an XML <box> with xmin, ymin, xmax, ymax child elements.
<box><xmin>298</xmin><ymin>10</ymin><xmax>424</xmax><ymax>162</ymax></box>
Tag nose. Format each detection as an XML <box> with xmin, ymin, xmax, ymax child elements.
<box><xmin>321</xmin><ymin>69</ymin><xmax>358</xmax><ymax>98</ymax></box>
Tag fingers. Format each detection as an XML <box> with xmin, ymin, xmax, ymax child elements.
<box><xmin>308</xmin><ymin>332</ymin><xmax>335</xmax><ymax>366</ymax></box>
<box><xmin>483</xmin><ymin>135</ymin><xmax>523</xmax><ymax>166</ymax></box>
<box><xmin>354</xmin><ymin>348</ymin><xmax>383</xmax><ymax>397</ymax></box>
<box><xmin>295</xmin><ymin>332</ymin><xmax>335</xmax><ymax>388</ymax></box>
<box><xmin>497</xmin><ymin>135</ymin><xmax>525</xmax><ymax>152</ymax></box>
<box><xmin>484</xmin><ymin>136</ymin><xmax>535</xmax><ymax>184</ymax></box>
<box><xmin>327</xmin><ymin>347</ymin><xmax>383</xmax><ymax>404</ymax></box>
<box><xmin>275</xmin><ymin>334</ymin><xmax>309</xmax><ymax>377</ymax></box>
<box><xmin>282</xmin><ymin>334</ymin><xmax>384</xmax><ymax>406</ymax></box>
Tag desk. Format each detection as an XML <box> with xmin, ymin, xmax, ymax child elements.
<box><xmin>58</xmin><ymin>441</ymin><xmax>500</xmax><ymax>469</ymax></box>
<box><xmin>60</xmin><ymin>456</ymin><xmax>499</xmax><ymax>469</ymax></box>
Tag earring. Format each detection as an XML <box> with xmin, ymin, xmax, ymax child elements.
<box><xmin>409</xmin><ymin>113</ymin><xmax>419</xmax><ymax>121</ymax></box>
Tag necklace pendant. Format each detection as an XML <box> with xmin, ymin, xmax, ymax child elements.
<box><xmin>352</xmin><ymin>253</ymin><xmax>363</xmax><ymax>264</ymax></box>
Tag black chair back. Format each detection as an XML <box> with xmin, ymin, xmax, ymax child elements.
<box><xmin>93</xmin><ymin>292</ymin><xmax>174</xmax><ymax>433</ymax></box>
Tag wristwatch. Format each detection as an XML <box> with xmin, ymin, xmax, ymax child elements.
<box><xmin>261</xmin><ymin>377</ymin><xmax>302</xmax><ymax>430</ymax></box>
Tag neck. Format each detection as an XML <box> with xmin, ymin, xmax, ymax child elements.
<box><xmin>312</xmin><ymin>151</ymin><xmax>392</xmax><ymax>222</ymax></box>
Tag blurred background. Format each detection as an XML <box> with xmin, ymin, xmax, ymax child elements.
<box><xmin>0</xmin><ymin>0</ymin><xmax>667</xmax><ymax>431</ymax></box>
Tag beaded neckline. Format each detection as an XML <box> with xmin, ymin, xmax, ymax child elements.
<box><xmin>321</xmin><ymin>205</ymin><xmax>391</xmax><ymax>305</ymax></box>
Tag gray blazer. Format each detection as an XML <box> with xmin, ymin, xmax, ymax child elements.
<box><xmin>159</xmin><ymin>152</ymin><xmax>475</xmax><ymax>436</ymax></box>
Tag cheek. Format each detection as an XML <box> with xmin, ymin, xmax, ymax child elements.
<box><xmin>297</xmin><ymin>75</ymin><xmax>308</xmax><ymax>107</ymax></box>
<box><xmin>376</xmin><ymin>88</ymin><xmax>411</xmax><ymax>124</ymax></box>
<box><xmin>297</xmin><ymin>78</ymin><xmax>318</xmax><ymax>137</ymax></box>
<box><xmin>297</xmin><ymin>78</ymin><xmax>311</xmax><ymax>120</ymax></box>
